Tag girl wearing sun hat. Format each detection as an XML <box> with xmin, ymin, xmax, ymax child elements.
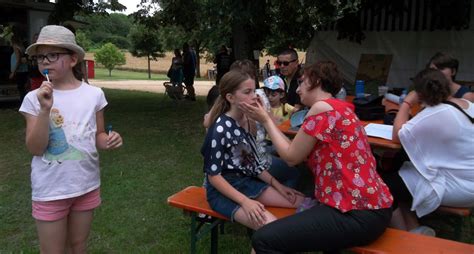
<box><xmin>263</xmin><ymin>75</ymin><xmax>296</xmax><ymax>124</ymax></box>
<box><xmin>19</xmin><ymin>25</ymin><xmax>123</xmax><ymax>253</ymax></box>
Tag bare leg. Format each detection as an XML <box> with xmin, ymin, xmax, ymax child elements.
<box><xmin>390</xmin><ymin>207</ymin><xmax>408</xmax><ymax>230</ymax></box>
<box><xmin>36</xmin><ymin>217</ymin><xmax>68</xmax><ymax>254</ymax></box>
<box><xmin>399</xmin><ymin>203</ymin><xmax>420</xmax><ymax>230</ymax></box>
<box><xmin>66</xmin><ymin>210</ymin><xmax>94</xmax><ymax>254</ymax></box>
<box><xmin>234</xmin><ymin>187</ymin><xmax>304</xmax><ymax>230</ymax></box>
<box><xmin>390</xmin><ymin>203</ymin><xmax>420</xmax><ymax>231</ymax></box>
<box><xmin>256</xmin><ymin>186</ymin><xmax>304</xmax><ymax>208</ymax></box>
<box><xmin>234</xmin><ymin>208</ymin><xmax>278</xmax><ymax>230</ymax></box>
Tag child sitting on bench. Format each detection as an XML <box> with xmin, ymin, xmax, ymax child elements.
<box><xmin>201</xmin><ymin>70</ymin><xmax>304</xmax><ymax>233</ymax></box>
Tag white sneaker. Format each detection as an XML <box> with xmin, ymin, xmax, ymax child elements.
<box><xmin>409</xmin><ymin>225</ymin><xmax>436</xmax><ymax>237</ymax></box>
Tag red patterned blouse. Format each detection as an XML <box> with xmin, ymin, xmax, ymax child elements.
<box><xmin>301</xmin><ymin>98</ymin><xmax>393</xmax><ymax>212</ymax></box>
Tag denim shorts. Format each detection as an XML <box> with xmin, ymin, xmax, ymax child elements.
<box><xmin>206</xmin><ymin>172</ymin><xmax>269</xmax><ymax>221</ymax></box>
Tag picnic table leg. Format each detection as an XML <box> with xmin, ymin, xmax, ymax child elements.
<box><xmin>191</xmin><ymin>212</ymin><xmax>197</xmax><ymax>254</ymax></box>
<box><xmin>211</xmin><ymin>222</ymin><xmax>218</xmax><ymax>254</ymax></box>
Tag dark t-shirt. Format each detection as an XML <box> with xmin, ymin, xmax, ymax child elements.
<box><xmin>214</xmin><ymin>52</ymin><xmax>232</xmax><ymax>74</ymax></box>
<box><xmin>280</xmin><ymin>66</ymin><xmax>302</xmax><ymax>106</ymax></box>
<box><xmin>182</xmin><ymin>50</ymin><xmax>195</xmax><ymax>76</ymax></box>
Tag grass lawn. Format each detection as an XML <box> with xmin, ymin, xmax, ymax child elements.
<box><xmin>93</xmin><ymin>67</ymin><xmax>209</xmax><ymax>81</ymax></box>
<box><xmin>94</xmin><ymin>67</ymin><xmax>169</xmax><ymax>81</ymax></box>
<box><xmin>0</xmin><ymin>90</ymin><xmax>252</xmax><ymax>253</ymax></box>
<box><xmin>1</xmin><ymin>85</ymin><xmax>472</xmax><ymax>252</ymax></box>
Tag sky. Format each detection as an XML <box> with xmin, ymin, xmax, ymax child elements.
<box><xmin>118</xmin><ymin>0</ymin><xmax>141</xmax><ymax>15</ymax></box>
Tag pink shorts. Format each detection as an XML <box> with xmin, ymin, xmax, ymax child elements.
<box><xmin>32</xmin><ymin>188</ymin><xmax>101</xmax><ymax>221</ymax></box>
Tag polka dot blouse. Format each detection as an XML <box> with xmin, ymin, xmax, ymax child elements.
<box><xmin>201</xmin><ymin>114</ymin><xmax>269</xmax><ymax>177</ymax></box>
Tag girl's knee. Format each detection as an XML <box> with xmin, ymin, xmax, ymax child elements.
<box><xmin>68</xmin><ymin>240</ymin><xmax>87</xmax><ymax>254</ymax></box>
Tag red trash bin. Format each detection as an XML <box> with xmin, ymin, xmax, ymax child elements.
<box><xmin>86</xmin><ymin>60</ymin><xmax>95</xmax><ymax>79</ymax></box>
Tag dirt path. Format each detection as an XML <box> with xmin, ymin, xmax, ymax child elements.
<box><xmin>89</xmin><ymin>79</ymin><xmax>215</xmax><ymax>96</ymax></box>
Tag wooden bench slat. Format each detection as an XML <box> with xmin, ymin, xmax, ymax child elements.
<box><xmin>168</xmin><ymin>186</ymin><xmax>474</xmax><ymax>254</ymax></box>
<box><xmin>167</xmin><ymin>186</ymin><xmax>296</xmax><ymax>220</ymax></box>
<box><xmin>168</xmin><ymin>186</ymin><xmax>228</xmax><ymax>220</ymax></box>
<box><xmin>352</xmin><ymin>228</ymin><xmax>474</xmax><ymax>254</ymax></box>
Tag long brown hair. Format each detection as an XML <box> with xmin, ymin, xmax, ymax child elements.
<box><xmin>207</xmin><ymin>70</ymin><xmax>253</xmax><ymax>125</ymax></box>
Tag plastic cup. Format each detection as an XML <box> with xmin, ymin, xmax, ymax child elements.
<box><xmin>355</xmin><ymin>80</ymin><xmax>365</xmax><ymax>98</ymax></box>
<box><xmin>378</xmin><ymin>86</ymin><xmax>389</xmax><ymax>96</ymax></box>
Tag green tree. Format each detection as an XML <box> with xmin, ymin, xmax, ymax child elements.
<box><xmin>48</xmin><ymin>0</ymin><xmax>126</xmax><ymax>24</ymax></box>
<box><xmin>94</xmin><ymin>43</ymin><xmax>126</xmax><ymax>76</ymax></box>
<box><xmin>135</xmin><ymin>0</ymin><xmax>359</xmax><ymax>73</ymax></box>
<box><xmin>75</xmin><ymin>30</ymin><xmax>92</xmax><ymax>51</ymax></box>
<box><xmin>132</xmin><ymin>0</ymin><xmax>234</xmax><ymax>78</ymax></box>
<box><xmin>80</xmin><ymin>13</ymin><xmax>133</xmax><ymax>49</ymax></box>
<box><xmin>128</xmin><ymin>23</ymin><xmax>163</xmax><ymax>79</ymax></box>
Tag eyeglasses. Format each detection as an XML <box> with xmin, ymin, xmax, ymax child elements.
<box><xmin>276</xmin><ymin>59</ymin><xmax>297</xmax><ymax>66</ymax></box>
<box><xmin>33</xmin><ymin>52</ymin><xmax>71</xmax><ymax>64</ymax></box>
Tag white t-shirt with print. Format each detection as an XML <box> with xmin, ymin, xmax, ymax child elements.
<box><xmin>19</xmin><ymin>82</ymin><xmax>107</xmax><ymax>201</ymax></box>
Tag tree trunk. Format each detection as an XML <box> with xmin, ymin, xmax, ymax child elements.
<box><xmin>232</xmin><ymin>22</ymin><xmax>251</xmax><ymax>61</ymax></box>
<box><xmin>147</xmin><ymin>55</ymin><xmax>151</xmax><ymax>79</ymax></box>
<box><xmin>109</xmin><ymin>69</ymin><xmax>111</xmax><ymax>77</ymax></box>
<box><xmin>232</xmin><ymin>22</ymin><xmax>262</xmax><ymax>81</ymax></box>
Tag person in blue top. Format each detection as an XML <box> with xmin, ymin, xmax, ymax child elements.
<box><xmin>9</xmin><ymin>35</ymin><xmax>29</xmax><ymax>102</ymax></box>
<box><xmin>428</xmin><ymin>52</ymin><xmax>474</xmax><ymax>102</ymax></box>
<box><xmin>169</xmin><ymin>48</ymin><xmax>183</xmax><ymax>86</ymax></box>
<box><xmin>201</xmin><ymin>70</ymin><xmax>304</xmax><ymax>235</ymax></box>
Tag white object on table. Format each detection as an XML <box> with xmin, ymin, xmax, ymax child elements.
<box><xmin>364</xmin><ymin>123</ymin><xmax>393</xmax><ymax>140</ymax></box>
<box><xmin>384</xmin><ymin>93</ymin><xmax>400</xmax><ymax>104</ymax></box>
<box><xmin>378</xmin><ymin>86</ymin><xmax>389</xmax><ymax>96</ymax></box>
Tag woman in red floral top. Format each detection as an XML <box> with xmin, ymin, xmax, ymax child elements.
<box><xmin>241</xmin><ymin>61</ymin><xmax>393</xmax><ymax>253</ymax></box>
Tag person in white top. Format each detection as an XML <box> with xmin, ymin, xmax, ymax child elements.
<box><xmin>19</xmin><ymin>25</ymin><xmax>123</xmax><ymax>253</ymax></box>
<box><xmin>387</xmin><ymin>68</ymin><xmax>474</xmax><ymax>236</ymax></box>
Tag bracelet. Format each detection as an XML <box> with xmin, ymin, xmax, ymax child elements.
<box><xmin>403</xmin><ymin>100</ymin><xmax>412</xmax><ymax>108</ymax></box>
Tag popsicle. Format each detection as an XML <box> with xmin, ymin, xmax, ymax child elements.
<box><xmin>106</xmin><ymin>124</ymin><xmax>113</xmax><ymax>135</ymax></box>
<box><xmin>43</xmin><ymin>69</ymin><xmax>50</xmax><ymax>82</ymax></box>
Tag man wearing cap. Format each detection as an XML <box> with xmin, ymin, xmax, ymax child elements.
<box><xmin>278</xmin><ymin>48</ymin><xmax>303</xmax><ymax>111</ymax></box>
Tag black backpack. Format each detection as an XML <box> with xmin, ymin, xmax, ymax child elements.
<box><xmin>353</xmin><ymin>95</ymin><xmax>385</xmax><ymax>120</ymax></box>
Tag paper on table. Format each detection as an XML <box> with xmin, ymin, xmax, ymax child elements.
<box><xmin>364</xmin><ymin>123</ymin><xmax>393</xmax><ymax>140</ymax></box>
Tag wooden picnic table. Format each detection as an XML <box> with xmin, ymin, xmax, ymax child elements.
<box><xmin>278</xmin><ymin>117</ymin><xmax>402</xmax><ymax>149</ymax></box>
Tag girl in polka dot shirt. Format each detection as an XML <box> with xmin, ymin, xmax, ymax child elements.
<box><xmin>201</xmin><ymin>70</ymin><xmax>304</xmax><ymax>231</ymax></box>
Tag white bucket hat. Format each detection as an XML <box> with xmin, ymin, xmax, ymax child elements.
<box><xmin>26</xmin><ymin>25</ymin><xmax>85</xmax><ymax>62</ymax></box>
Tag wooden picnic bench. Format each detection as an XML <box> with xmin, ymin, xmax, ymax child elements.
<box><xmin>168</xmin><ymin>186</ymin><xmax>474</xmax><ymax>254</ymax></box>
